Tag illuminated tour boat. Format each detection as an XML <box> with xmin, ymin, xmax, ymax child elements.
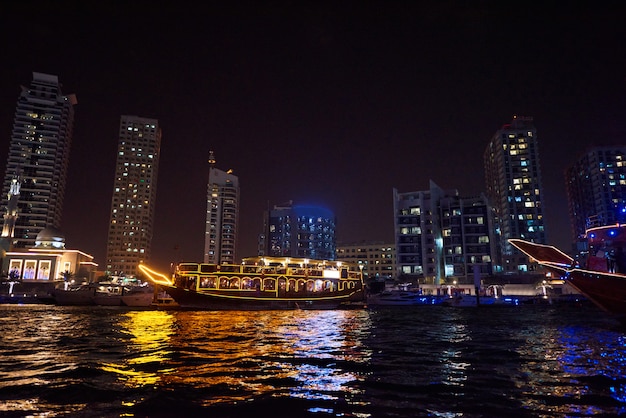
<box><xmin>138</xmin><ymin>256</ymin><xmax>366</xmax><ymax>310</ymax></box>
<box><xmin>510</xmin><ymin>223</ymin><xmax>626</xmax><ymax>323</ymax></box>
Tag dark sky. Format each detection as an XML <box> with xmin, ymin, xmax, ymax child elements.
<box><xmin>1</xmin><ymin>2</ymin><xmax>626</xmax><ymax>273</ymax></box>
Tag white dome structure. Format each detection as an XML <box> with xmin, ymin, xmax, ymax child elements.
<box><xmin>35</xmin><ymin>227</ymin><xmax>66</xmax><ymax>249</ymax></box>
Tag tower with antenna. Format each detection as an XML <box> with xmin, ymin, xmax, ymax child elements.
<box><xmin>204</xmin><ymin>151</ymin><xmax>240</xmax><ymax>264</ymax></box>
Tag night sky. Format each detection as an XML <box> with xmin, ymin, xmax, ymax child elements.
<box><xmin>1</xmin><ymin>2</ymin><xmax>625</xmax><ymax>273</ymax></box>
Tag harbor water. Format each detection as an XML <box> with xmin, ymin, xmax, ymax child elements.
<box><xmin>1</xmin><ymin>302</ymin><xmax>625</xmax><ymax>417</ymax></box>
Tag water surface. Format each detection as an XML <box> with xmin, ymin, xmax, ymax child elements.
<box><xmin>0</xmin><ymin>303</ymin><xmax>624</xmax><ymax>417</ymax></box>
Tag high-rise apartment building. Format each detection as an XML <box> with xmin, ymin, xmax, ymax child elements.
<box><xmin>393</xmin><ymin>181</ymin><xmax>496</xmax><ymax>285</ymax></box>
<box><xmin>0</xmin><ymin>72</ymin><xmax>77</xmax><ymax>249</ymax></box>
<box><xmin>204</xmin><ymin>151</ymin><xmax>239</xmax><ymax>264</ymax></box>
<box><xmin>105</xmin><ymin>115</ymin><xmax>161</xmax><ymax>277</ymax></box>
<box><xmin>565</xmin><ymin>146</ymin><xmax>626</xmax><ymax>240</ymax></box>
<box><xmin>484</xmin><ymin>116</ymin><xmax>546</xmax><ymax>273</ymax></box>
<box><xmin>260</xmin><ymin>201</ymin><xmax>336</xmax><ymax>260</ymax></box>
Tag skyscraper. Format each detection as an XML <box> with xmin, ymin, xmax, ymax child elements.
<box><xmin>565</xmin><ymin>145</ymin><xmax>626</xmax><ymax>240</ymax></box>
<box><xmin>484</xmin><ymin>116</ymin><xmax>546</xmax><ymax>273</ymax></box>
<box><xmin>0</xmin><ymin>72</ymin><xmax>77</xmax><ymax>249</ymax></box>
<box><xmin>105</xmin><ymin>115</ymin><xmax>161</xmax><ymax>277</ymax></box>
<box><xmin>204</xmin><ymin>151</ymin><xmax>239</xmax><ymax>264</ymax></box>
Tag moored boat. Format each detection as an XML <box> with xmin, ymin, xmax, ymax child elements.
<box><xmin>510</xmin><ymin>223</ymin><xmax>626</xmax><ymax>322</ymax></box>
<box><xmin>53</xmin><ymin>283</ymin><xmax>98</xmax><ymax>305</ymax></box>
<box><xmin>120</xmin><ymin>284</ymin><xmax>155</xmax><ymax>307</ymax></box>
<box><xmin>53</xmin><ymin>279</ymin><xmax>155</xmax><ymax>307</ymax></box>
<box><xmin>138</xmin><ymin>256</ymin><xmax>366</xmax><ymax>310</ymax></box>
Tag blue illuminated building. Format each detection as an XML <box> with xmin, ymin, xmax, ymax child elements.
<box><xmin>565</xmin><ymin>145</ymin><xmax>626</xmax><ymax>240</ymax></box>
<box><xmin>260</xmin><ymin>201</ymin><xmax>336</xmax><ymax>260</ymax></box>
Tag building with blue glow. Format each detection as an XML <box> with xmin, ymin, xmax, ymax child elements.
<box><xmin>260</xmin><ymin>201</ymin><xmax>336</xmax><ymax>260</ymax></box>
<box><xmin>565</xmin><ymin>145</ymin><xmax>626</xmax><ymax>240</ymax></box>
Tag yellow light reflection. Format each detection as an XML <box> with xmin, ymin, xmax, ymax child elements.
<box><xmin>101</xmin><ymin>310</ymin><xmax>176</xmax><ymax>387</ymax></box>
<box><xmin>158</xmin><ymin>310</ymin><xmax>372</xmax><ymax>407</ymax></box>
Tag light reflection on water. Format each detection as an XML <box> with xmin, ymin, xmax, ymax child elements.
<box><xmin>0</xmin><ymin>304</ymin><xmax>625</xmax><ymax>417</ymax></box>
<box><xmin>105</xmin><ymin>309</ymin><xmax>373</xmax><ymax>407</ymax></box>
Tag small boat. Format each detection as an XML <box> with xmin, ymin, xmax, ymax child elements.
<box><xmin>53</xmin><ymin>283</ymin><xmax>98</xmax><ymax>305</ymax></box>
<box><xmin>54</xmin><ymin>279</ymin><xmax>154</xmax><ymax>307</ymax></box>
<box><xmin>120</xmin><ymin>284</ymin><xmax>155</xmax><ymax>307</ymax></box>
<box><xmin>151</xmin><ymin>289</ymin><xmax>179</xmax><ymax>309</ymax></box>
<box><xmin>92</xmin><ymin>282</ymin><xmax>125</xmax><ymax>306</ymax></box>
<box><xmin>138</xmin><ymin>256</ymin><xmax>366</xmax><ymax>310</ymax></box>
<box><xmin>510</xmin><ymin>223</ymin><xmax>626</xmax><ymax>323</ymax></box>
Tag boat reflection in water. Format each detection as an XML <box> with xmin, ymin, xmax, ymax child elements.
<box><xmin>105</xmin><ymin>309</ymin><xmax>371</xmax><ymax>402</ymax></box>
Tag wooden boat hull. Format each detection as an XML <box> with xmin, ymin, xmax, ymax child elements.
<box><xmin>160</xmin><ymin>284</ymin><xmax>362</xmax><ymax>310</ymax></box>
<box><xmin>510</xmin><ymin>238</ymin><xmax>626</xmax><ymax>321</ymax></box>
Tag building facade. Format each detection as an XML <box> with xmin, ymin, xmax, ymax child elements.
<box><xmin>105</xmin><ymin>115</ymin><xmax>161</xmax><ymax>277</ymax></box>
<box><xmin>2</xmin><ymin>226</ymin><xmax>97</xmax><ymax>284</ymax></box>
<box><xmin>261</xmin><ymin>201</ymin><xmax>336</xmax><ymax>260</ymax></box>
<box><xmin>0</xmin><ymin>72</ymin><xmax>77</xmax><ymax>249</ymax></box>
<box><xmin>204</xmin><ymin>151</ymin><xmax>239</xmax><ymax>264</ymax></box>
<box><xmin>565</xmin><ymin>146</ymin><xmax>626</xmax><ymax>240</ymax></box>
<box><xmin>393</xmin><ymin>181</ymin><xmax>496</xmax><ymax>285</ymax></box>
<box><xmin>336</xmin><ymin>241</ymin><xmax>395</xmax><ymax>281</ymax></box>
<box><xmin>484</xmin><ymin>115</ymin><xmax>546</xmax><ymax>273</ymax></box>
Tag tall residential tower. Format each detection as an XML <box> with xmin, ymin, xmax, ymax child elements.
<box><xmin>204</xmin><ymin>151</ymin><xmax>239</xmax><ymax>264</ymax></box>
<box><xmin>484</xmin><ymin>116</ymin><xmax>546</xmax><ymax>273</ymax></box>
<box><xmin>105</xmin><ymin>115</ymin><xmax>161</xmax><ymax>277</ymax></box>
<box><xmin>0</xmin><ymin>72</ymin><xmax>77</xmax><ymax>249</ymax></box>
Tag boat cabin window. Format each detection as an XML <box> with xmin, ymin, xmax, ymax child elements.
<box><xmin>200</xmin><ymin>264</ymin><xmax>218</xmax><ymax>273</ymax></box>
<box><xmin>263</xmin><ymin>278</ymin><xmax>276</xmax><ymax>290</ymax></box>
<box><xmin>199</xmin><ymin>276</ymin><xmax>217</xmax><ymax>289</ymax></box>
<box><xmin>178</xmin><ymin>264</ymin><xmax>200</xmax><ymax>272</ymax></box>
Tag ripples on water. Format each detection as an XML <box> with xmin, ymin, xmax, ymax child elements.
<box><xmin>0</xmin><ymin>303</ymin><xmax>625</xmax><ymax>417</ymax></box>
